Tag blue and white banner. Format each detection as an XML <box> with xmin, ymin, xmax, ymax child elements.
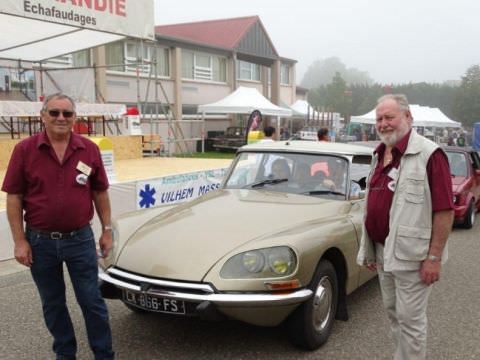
<box><xmin>136</xmin><ymin>168</ymin><xmax>228</xmax><ymax>209</ymax></box>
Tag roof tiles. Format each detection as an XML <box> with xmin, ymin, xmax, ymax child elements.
<box><xmin>155</xmin><ymin>16</ymin><xmax>259</xmax><ymax>49</ymax></box>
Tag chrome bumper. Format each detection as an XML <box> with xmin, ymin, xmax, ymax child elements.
<box><xmin>99</xmin><ymin>267</ymin><xmax>312</xmax><ymax>307</ymax></box>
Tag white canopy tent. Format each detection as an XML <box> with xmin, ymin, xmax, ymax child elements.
<box><xmin>198</xmin><ymin>86</ymin><xmax>292</xmax><ymax>117</ymax></box>
<box><xmin>350</xmin><ymin>104</ymin><xmax>461</xmax><ymax>128</ymax></box>
<box><xmin>0</xmin><ymin>0</ymin><xmax>154</xmax><ymax>62</ymax></box>
<box><xmin>290</xmin><ymin>99</ymin><xmax>320</xmax><ymax>118</ymax></box>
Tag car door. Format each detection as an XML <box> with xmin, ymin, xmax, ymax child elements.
<box><xmin>469</xmin><ymin>151</ymin><xmax>480</xmax><ymax>205</ymax></box>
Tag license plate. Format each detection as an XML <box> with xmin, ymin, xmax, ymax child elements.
<box><xmin>122</xmin><ymin>290</ymin><xmax>186</xmax><ymax>314</ymax></box>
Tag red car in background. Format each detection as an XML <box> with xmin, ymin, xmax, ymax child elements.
<box><xmin>444</xmin><ymin>147</ymin><xmax>480</xmax><ymax>228</ymax></box>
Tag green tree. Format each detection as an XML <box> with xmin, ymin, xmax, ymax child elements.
<box><xmin>301</xmin><ymin>57</ymin><xmax>373</xmax><ymax>89</ymax></box>
<box><xmin>453</xmin><ymin>65</ymin><xmax>480</xmax><ymax>128</ymax></box>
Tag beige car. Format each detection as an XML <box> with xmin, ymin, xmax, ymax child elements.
<box><xmin>99</xmin><ymin>140</ymin><xmax>376</xmax><ymax>350</ymax></box>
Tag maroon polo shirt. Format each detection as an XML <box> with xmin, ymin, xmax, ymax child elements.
<box><xmin>365</xmin><ymin>130</ymin><xmax>453</xmax><ymax>245</ymax></box>
<box><xmin>2</xmin><ymin>131</ymin><xmax>109</xmax><ymax>232</ymax></box>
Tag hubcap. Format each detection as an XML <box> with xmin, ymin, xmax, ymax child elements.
<box><xmin>312</xmin><ymin>276</ymin><xmax>333</xmax><ymax>331</ymax></box>
<box><xmin>470</xmin><ymin>206</ymin><xmax>475</xmax><ymax>225</ymax></box>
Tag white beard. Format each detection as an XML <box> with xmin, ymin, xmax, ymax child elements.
<box><xmin>378</xmin><ymin>131</ymin><xmax>399</xmax><ymax>147</ymax></box>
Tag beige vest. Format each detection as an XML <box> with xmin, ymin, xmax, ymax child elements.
<box><xmin>357</xmin><ymin>130</ymin><xmax>448</xmax><ymax>271</ymax></box>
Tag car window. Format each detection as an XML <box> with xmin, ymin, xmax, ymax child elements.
<box><xmin>470</xmin><ymin>151</ymin><xmax>480</xmax><ymax>170</ymax></box>
<box><xmin>224</xmin><ymin>151</ymin><xmax>354</xmax><ymax>199</ymax></box>
<box><xmin>446</xmin><ymin>152</ymin><xmax>468</xmax><ymax>177</ymax></box>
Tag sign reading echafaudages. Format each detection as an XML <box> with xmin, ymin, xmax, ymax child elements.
<box><xmin>1</xmin><ymin>0</ymin><xmax>154</xmax><ymax>39</ymax></box>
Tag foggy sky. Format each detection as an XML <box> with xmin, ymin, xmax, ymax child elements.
<box><xmin>154</xmin><ymin>0</ymin><xmax>480</xmax><ymax>85</ymax></box>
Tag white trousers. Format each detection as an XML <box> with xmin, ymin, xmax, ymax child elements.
<box><xmin>376</xmin><ymin>244</ymin><xmax>432</xmax><ymax>360</ymax></box>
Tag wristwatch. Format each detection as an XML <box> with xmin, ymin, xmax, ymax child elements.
<box><xmin>427</xmin><ymin>254</ymin><xmax>441</xmax><ymax>262</ymax></box>
<box><xmin>103</xmin><ymin>225</ymin><xmax>113</xmax><ymax>232</ymax></box>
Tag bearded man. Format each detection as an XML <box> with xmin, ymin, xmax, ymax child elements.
<box><xmin>357</xmin><ymin>94</ymin><xmax>454</xmax><ymax>360</ymax></box>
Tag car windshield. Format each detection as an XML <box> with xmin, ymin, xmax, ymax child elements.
<box><xmin>446</xmin><ymin>151</ymin><xmax>468</xmax><ymax>177</ymax></box>
<box><xmin>224</xmin><ymin>151</ymin><xmax>369</xmax><ymax>199</ymax></box>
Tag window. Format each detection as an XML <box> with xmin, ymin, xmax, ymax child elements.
<box><xmin>280</xmin><ymin>63</ymin><xmax>290</xmax><ymax>85</ymax></box>
<box><xmin>105</xmin><ymin>41</ymin><xmax>170</xmax><ymax>76</ymax></box>
<box><xmin>212</xmin><ymin>57</ymin><xmax>226</xmax><ymax>82</ymax></box>
<box><xmin>237</xmin><ymin>60</ymin><xmax>260</xmax><ymax>81</ymax></box>
<box><xmin>42</xmin><ymin>55</ymin><xmax>73</xmax><ymax>67</ymax></box>
<box><xmin>105</xmin><ymin>41</ymin><xmax>124</xmax><ymax>71</ymax></box>
<box><xmin>72</xmin><ymin>50</ymin><xmax>90</xmax><ymax>67</ymax></box>
<box><xmin>182</xmin><ymin>50</ymin><xmax>226</xmax><ymax>82</ymax></box>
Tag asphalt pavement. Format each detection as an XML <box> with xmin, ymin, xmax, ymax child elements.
<box><xmin>1</xmin><ymin>221</ymin><xmax>479</xmax><ymax>360</ymax></box>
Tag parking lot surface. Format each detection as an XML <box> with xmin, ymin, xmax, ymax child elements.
<box><xmin>1</xmin><ymin>222</ymin><xmax>479</xmax><ymax>359</ymax></box>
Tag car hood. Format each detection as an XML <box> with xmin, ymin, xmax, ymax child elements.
<box><xmin>451</xmin><ymin>176</ymin><xmax>467</xmax><ymax>192</ymax></box>
<box><xmin>115</xmin><ymin>189</ymin><xmax>351</xmax><ymax>281</ymax></box>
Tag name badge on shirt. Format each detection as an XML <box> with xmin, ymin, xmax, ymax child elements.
<box><xmin>387</xmin><ymin>167</ymin><xmax>399</xmax><ymax>181</ymax></box>
<box><xmin>76</xmin><ymin>161</ymin><xmax>92</xmax><ymax>176</ymax></box>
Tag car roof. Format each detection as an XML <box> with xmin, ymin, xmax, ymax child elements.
<box><xmin>442</xmin><ymin>146</ymin><xmax>475</xmax><ymax>153</ymax></box>
<box><xmin>239</xmin><ymin>140</ymin><xmax>374</xmax><ymax>156</ymax></box>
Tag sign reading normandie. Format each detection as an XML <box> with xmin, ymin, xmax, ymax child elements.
<box><xmin>1</xmin><ymin>0</ymin><xmax>154</xmax><ymax>39</ymax></box>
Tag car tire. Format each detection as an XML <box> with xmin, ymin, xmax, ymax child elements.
<box><xmin>123</xmin><ymin>302</ymin><xmax>147</xmax><ymax>314</ymax></box>
<box><xmin>286</xmin><ymin>259</ymin><xmax>338</xmax><ymax>350</ymax></box>
<box><xmin>463</xmin><ymin>200</ymin><xmax>476</xmax><ymax>229</ymax></box>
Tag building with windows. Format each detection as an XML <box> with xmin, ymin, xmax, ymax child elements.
<box><xmin>98</xmin><ymin>16</ymin><xmax>297</xmax><ymax>131</ymax></box>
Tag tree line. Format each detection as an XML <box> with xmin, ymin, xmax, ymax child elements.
<box><xmin>302</xmin><ymin>58</ymin><xmax>480</xmax><ymax>129</ymax></box>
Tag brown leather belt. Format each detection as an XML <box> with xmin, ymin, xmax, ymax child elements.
<box><xmin>26</xmin><ymin>225</ymin><xmax>90</xmax><ymax>240</ymax></box>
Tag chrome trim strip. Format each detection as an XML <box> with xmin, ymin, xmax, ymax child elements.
<box><xmin>99</xmin><ymin>272</ymin><xmax>313</xmax><ymax>307</ymax></box>
<box><xmin>106</xmin><ymin>267</ymin><xmax>215</xmax><ymax>293</ymax></box>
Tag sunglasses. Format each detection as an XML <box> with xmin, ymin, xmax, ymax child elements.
<box><xmin>47</xmin><ymin>109</ymin><xmax>75</xmax><ymax>118</ymax></box>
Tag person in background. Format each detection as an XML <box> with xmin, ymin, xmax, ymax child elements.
<box><xmin>280</xmin><ymin>126</ymin><xmax>290</xmax><ymax>140</ymax></box>
<box><xmin>2</xmin><ymin>93</ymin><xmax>115</xmax><ymax>359</ymax></box>
<box><xmin>317</xmin><ymin>127</ymin><xmax>330</xmax><ymax>141</ymax></box>
<box><xmin>260</xmin><ymin>126</ymin><xmax>276</xmax><ymax>142</ymax></box>
<box><xmin>357</xmin><ymin>94</ymin><xmax>454</xmax><ymax>360</ymax></box>
<box><xmin>271</xmin><ymin>158</ymin><xmax>290</xmax><ymax>179</ymax></box>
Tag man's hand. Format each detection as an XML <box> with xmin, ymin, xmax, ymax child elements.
<box><xmin>15</xmin><ymin>239</ymin><xmax>33</xmax><ymax>267</ymax></box>
<box><xmin>366</xmin><ymin>263</ymin><xmax>377</xmax><ymax>271</ymax></box>
<box><xmin>420</xmin><ymin>259</ymin><xmax>441</xmax><ymax>285</ymax></box>
<box><xmin>99</xmin><ymin>231</ymin><xmax>113</xmax><ymax>258</ymax></box>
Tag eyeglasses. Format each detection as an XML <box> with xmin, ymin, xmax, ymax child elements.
<box><xmin>47</xmin><ymin>109</ymin><xmax>75</xmax><ymax>118</ymax></box>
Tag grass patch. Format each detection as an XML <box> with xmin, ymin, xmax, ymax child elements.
<box><xmin>172</xmin><ymin>151</ymin><xmax>236</xmax><ymax>159</ymax></box>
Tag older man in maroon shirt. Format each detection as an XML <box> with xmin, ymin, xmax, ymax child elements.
<box><xmin>2</xmin><ymin>93</ymin><xmax>114</xmax><ymax>359</ymax></box>
<box><xmin>358</xmin><ymin>94</ymin><xmax>454</xmax><ymax>360</ymax></box>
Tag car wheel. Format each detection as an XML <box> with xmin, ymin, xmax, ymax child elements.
<box><xmin>463</xmin><ymin>200</ymin><xmax>476</xmax><ymax>229</ymax></box>
<box><xmin>287</xmin><ymin>259</ymin><xmax>338</xmax><ymax>350</ymax></box>
<box><xmin>123</xmin><ymin>302</ymin><xmax>147</xmax><ymax>314</ymax></box>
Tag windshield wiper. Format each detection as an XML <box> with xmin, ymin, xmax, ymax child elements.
<box><xmin>302</xmin><ymin>190</ymin><xmax>345</xmax><ymax>196</ymax></box>
<box><xmin>247</xmin><ymin>178</ymin><xmax>289</xmax><ymax>188</ymax></box>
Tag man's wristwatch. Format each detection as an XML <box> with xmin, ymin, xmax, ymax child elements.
<box><xmin>103</xmin><ymin>225</ymin><xmax>113</xmax><ymax>232</ymax></box>
<box><xmin>427</xmin><ymin>254</ymin><xmax>441</xmax><ymax>262</ymax></box>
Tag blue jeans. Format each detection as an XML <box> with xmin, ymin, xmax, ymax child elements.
<box><xmin>27</xmin><ymin>225</ymin><xmax>114</xmax><ymax>360</ymax></box>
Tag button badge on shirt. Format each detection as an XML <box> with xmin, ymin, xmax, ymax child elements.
<box><xmin>386</xmin><ymin>167</ymin><xmax>398</xmax><ymax>192</ymax></box>
<box><xmin>76</xmin><ymin>173</ymin><xmax>88</xmax><ymax>185</ymax></box>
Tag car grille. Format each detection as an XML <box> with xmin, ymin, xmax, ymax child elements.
<box><xmin>105</xmin><ymin>266</ymin><xmax>215</xmax><ymax>296</ymax></box>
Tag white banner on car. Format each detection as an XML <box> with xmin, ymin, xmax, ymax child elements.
<box><xmin>135</xmin><ymin>168</ymin><xmax>229</xmax><ymax>209</ymax></box>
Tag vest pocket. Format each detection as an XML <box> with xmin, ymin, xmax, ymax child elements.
<box><xmin>405</xmin><ymin>180</ymin><xmax>424</xmax><ymax>204</ymax></box>
<box><xmin>394</xmin><ymin>225</ymin><xmax>431</xmax><ymax>261</ymax></box>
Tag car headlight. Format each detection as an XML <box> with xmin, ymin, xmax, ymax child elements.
<box><xmin>220</xmin><ymin>246</ymin><xmax>297</xmax><ymax>279</ymax></box>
